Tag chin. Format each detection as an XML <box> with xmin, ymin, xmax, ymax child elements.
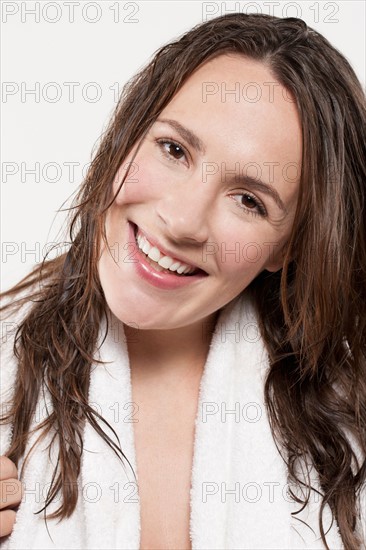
<box><xmin>104</xmin><ymin>298</ymin><xmax>167</xmax><ymax>331</ymax></box>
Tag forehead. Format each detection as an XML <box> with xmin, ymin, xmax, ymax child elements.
<box><xmin>159</xmin><ymin>54</ymin><xmax>302</xmax><ymax>201</ymax></box>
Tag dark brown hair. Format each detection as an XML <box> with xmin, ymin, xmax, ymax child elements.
<box><xmin>1</xmin><ymin>13</ymin><xmax>365</xmax><ymax>549</ymax></box>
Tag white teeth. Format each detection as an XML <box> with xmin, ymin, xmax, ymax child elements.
<box><xmin>158</xmin><ymin>256</ymin><xmax>174</xmax><ymax>269</ymax></box>
<box><xmin>136</xmin><ymin>230</ymin><xmax>197</xmax><ymax>275</ymax></box>
<box><xmin>147</xmin><ymin>246</ymin><xmax>161</xmax><ymax>263</ymax></box>
<box><xmin>169</xmin><ymin>261</ymin><xmax>181</xmax><ymax>271</ymax></box>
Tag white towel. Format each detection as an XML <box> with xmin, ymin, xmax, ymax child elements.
<box><xmin>1</xmin><ymin>291</ymin><xmax>359</xmax><ymax>549</ymax></box>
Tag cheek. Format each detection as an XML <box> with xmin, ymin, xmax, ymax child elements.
<box><xmin>217</xmin><ymin>239</ymin><xmax>275</xmax><ymax>278</ymax></box>
<box><xmin>113</xmin><ymin>157</ymin><xmax>165</xmax><ymax>207</ymax></box>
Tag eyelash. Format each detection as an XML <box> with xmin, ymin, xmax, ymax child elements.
<box><xmin>155</xmin><ymin>138</ymin><xmax>267</xmax><ymax>218</ymax></box>
<box><xmin>230</xmin><ymin>194</ymin><xmax>267</xmax><ymax>218</ymax></box>
<box><xmin>156</xmin><ymin>138</ymin><xmax>189</xmax><ymax>165</ymax></box>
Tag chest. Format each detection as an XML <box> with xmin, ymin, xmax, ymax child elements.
<box><xmin>131</xmin><ymin>368</ymin><xmax>202</xmax><ymax>550</ymax></box>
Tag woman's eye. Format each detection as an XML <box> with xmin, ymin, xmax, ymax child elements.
<box><xmin>231</xmin><ymin>193</ymin><xmax>267</xmax><ymax>218</ymax></box>
<box><xmin>156</xmin><ymin>139</ymin><xmax>188</xmax><ymax>164</ymax></box>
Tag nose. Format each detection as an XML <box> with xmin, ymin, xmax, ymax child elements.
<box><xmin>155</xmin><ymin>177</ymin><xmax>212</xmax><ymax>244</ymax></box>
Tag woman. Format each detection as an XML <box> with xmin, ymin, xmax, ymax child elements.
<box><xmin>0</xmin><ymin>12</ymin><xmax>365</xmax><ymax>550</ymax></box>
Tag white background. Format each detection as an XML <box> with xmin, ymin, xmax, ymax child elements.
<box><xmin>1</xmin><ymin>0</ymin><xmax>365</xmax><ymax>291</ymax></box>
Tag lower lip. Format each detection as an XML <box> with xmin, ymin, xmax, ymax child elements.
<box><xmin>128</xmin><ymin>221</ymin><xmax>208</xmax><ymax>290</ymax></box>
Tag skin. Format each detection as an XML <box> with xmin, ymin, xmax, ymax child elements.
<box><xmin>98</xmin><ymin>53</ymin><xmax>302</xmax><ymax>374</ymax></box>
<box><xmin>0</xmin><ymin>456</ymin><xmax>23</xmax><ymax>538</ymax></box>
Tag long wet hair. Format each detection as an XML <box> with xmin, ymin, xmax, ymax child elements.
<box><xmin>1</xmin><ymin>13</ymin><xmax>365</xmax><ymax>549</ymax></box>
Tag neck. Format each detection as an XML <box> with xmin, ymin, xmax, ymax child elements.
<box><xmin>122</xmin><ymin>310</ymin><xmax>220</xmax><ymax>379</ymax></box>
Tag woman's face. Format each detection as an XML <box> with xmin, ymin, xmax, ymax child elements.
<box><xmin>98</xmin><ymin>54</ymin><xmax>302</xmax><ymax>330</ymax></box>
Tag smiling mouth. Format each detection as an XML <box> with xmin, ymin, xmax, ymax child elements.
<box><xmin>131</xmin><ymin>222</ymin><xmax>208</xmax><ymax>277</ymax></box>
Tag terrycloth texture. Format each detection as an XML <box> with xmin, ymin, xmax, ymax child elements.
<box><xmin>0</xmin><ymin>292</ymin><xmax>363</xmax><ymax>549</ymax></box>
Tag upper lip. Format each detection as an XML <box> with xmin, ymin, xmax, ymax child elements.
<box><xmin>132</xmin><ymin>222</ymin><xmax>208</xmax><ymax>274</ymax></box>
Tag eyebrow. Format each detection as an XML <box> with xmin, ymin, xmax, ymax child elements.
<box><xmin>155</xmin><ymin>118</ymin><xmax>288</xmax><ymax>214</ymax></box>
<box><xmin>231</xmin><ymin>175</ymin><xmax>288</xmax><ymax>214</ymax></box>
<box><xmin>156</xmin><ymin>118</ymin><xmax>206</xmax><ymax>155</ymax></box>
